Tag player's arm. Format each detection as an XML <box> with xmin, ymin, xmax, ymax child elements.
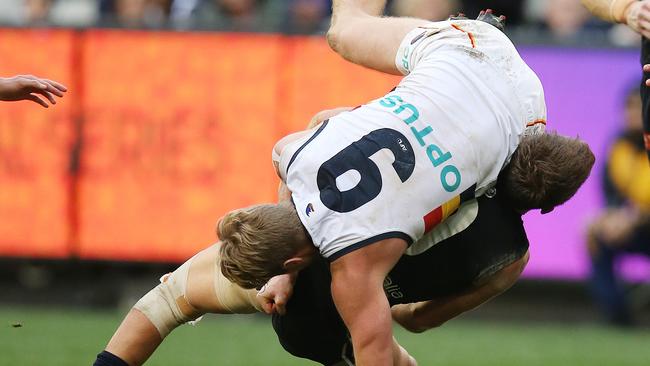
<box><xmin>330</xmin><ymin>238</ymin><xmax>408</xmax><ymax>365</ymax></box>
<box><xmin>392</xmin><ymin>251</ymin><xmax>529</xmax><ymax>333</ymax></box>
<box><xmin>582</xmin><ymin>0</ymin><xmax>650</xmax><ymax>38</ymax></box>
<box><xmin>327</xmin><ymin>0</ymin><xmax>430</xmax><ymax>75</ymax></box>
<box><xmin>0</xmin><ymin>75</ymin><xmax>66</xmax><ymax>108</ymax></box>
<box><xmin>307</xmin><ymin>106</ymin><xmax>354</xmax><ymax>128</ymax></box>
<box><xmin>95</xmin><ymin>244</ymin><xmax>261</xmax><ymax>366</ymax></box>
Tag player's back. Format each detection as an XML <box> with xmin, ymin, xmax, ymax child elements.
<box><xmin>395</xmin><ymin>19</ymin><xmax>547</xmax><ymax>196</ymax></box>
<box><xmin>277</xmin><ymin>20</ymin><xmax>546</xmax><ymax>260</ymax></box>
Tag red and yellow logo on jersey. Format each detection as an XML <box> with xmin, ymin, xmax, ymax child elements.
<box><xmin>423</xmin><ymin>195</ymin><xmax>461</xmax><ymax>233</ymax></box>
<box><xmin>422</xmin><ymin>185</ymin><xmax>476</xmax><ymax>233</ymax></box>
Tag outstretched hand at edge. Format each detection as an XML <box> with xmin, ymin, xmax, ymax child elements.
<box><xmin>0</xmin><ymin>75</ymin><xmax>67</xmax><ymax>108</ymax></box>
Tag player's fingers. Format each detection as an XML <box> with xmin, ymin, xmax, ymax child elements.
<box><xmin>33</xmin><ymin>89</ymin><xmax>57</xmax><ymax>104</ymax></box>
<box><xmin>642</xmin><ymin>1</ymin><xmax>650</xmax><ymax>13</ymax></box>
<box><xmin>274</xmin><ymin>297</ymin><xmax>287</xmax><ymax>315</ymax></box>
<box><xmin>638</xmin><ymin>18</ymin><xmax>650</xmax><ymax>33</ymax></box>
<box><xmin>21</xmin><ymin>75</ymin><xmax>67</xmax><ymax>94</ymax></box>
<box><xmin>43</xmin><ymin>79</ymin><xmax>67</xmax><ymax>93</ymax></box>
<box><xmin>41</xmin><ymin>82</ymin><xmax>64</xmax><ymax>97</ymax></box>
<box><xmin>25</xmin><ymin>94</ymin><xmax>49</xmax><ymax>108</ymax></box>
<box><xmin>261</xmin><ymin>300</ymin><xmax>274</xmax><ymax>314</ymax></box>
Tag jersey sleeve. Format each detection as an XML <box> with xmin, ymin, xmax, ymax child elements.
<box><xmin>394</xmin><ymin>26</ymin><xmax>441</xmax><ymax>75</ymax></box>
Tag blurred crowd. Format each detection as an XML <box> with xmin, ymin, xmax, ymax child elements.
<box><xmin>587</xmin><ymin>86</ymin><xmax>650</xmax><ymax>327</ymax></box>
<box><xmin>0</xmin><ymin>0</ymin><xmax>640</xmax><ymax>45</ymax></box>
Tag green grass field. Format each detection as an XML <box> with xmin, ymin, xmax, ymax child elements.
<box><xmin>2</xmin><ymin>306</ymin><xmax>650</xmax><ymax>366</ymax></box>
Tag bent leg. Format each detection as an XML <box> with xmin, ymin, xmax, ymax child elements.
<box><xmin>97</xmin><ymin>243</ymin><xmax>261</xmax><ymax>366</ymax></box>
<box><xmin>186</xmin><ymin>243</ymin><xmax>261</xmax><ymax>314</ymax></box>
<box><xmin>328</xmin><ymin>0</ymin><xmax>431</xmax><ymax>75</ymax></box>
<box><xmin>103</xmin><ymin>309</ymin><xmax>163</xmax><ymax>366</ymax></box>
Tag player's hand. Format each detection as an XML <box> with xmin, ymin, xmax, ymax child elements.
<box><xmin>0</xmin><ymin>75</ymin><xmax>67</xmax><ymax>108</ymax></box>
<box><xmin>391</xmin><ymin>303</ymin><xmax>421</xmax><ymax>333</ymax></box>
<box><xmin>626</xmin><ymin>0</ymin><xmax>650</xmax><ymax>39</ymax></box>
<box><xmin>643</xmin><ymin>64</ymin><xmax>650</xmax><ymax>86</ymax></box>
<box><xmin>256</xmin><ymin>273</ymin><xmax>296</xmax><ymax>315</ymax></box>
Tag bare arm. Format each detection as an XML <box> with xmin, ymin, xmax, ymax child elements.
<box><xmin>582</xmin><ymin>0</ymin><xmax>650</xmax><ymax>38</ymax></box>
<box><xmin>581</xmin><ymin>0</ymin><xmax>635</xmax><ymax>22</ymax></box>
<box><xmin>0</xmin><ymin>75</ymin><xmax>66</xmax><ymax>108</ymax></box>
<box><xmin>392</xmin><ymin>251</ymin><xmax>529</xmax><ymax>333</ymax></box>
<box><xmin>327</xmin><ymin>0</ymin><xmax>430</xmax><ymax>74</ymax></box>
<box><xmin>330</xmin><ymin>238</ymin><xmax>408</xmax><ymax>365</ymax></box>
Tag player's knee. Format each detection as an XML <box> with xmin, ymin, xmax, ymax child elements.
<box><xmin>133</xmin><ymin>262</ymin><xmax>202</xmax><ymax>338</ymax></box>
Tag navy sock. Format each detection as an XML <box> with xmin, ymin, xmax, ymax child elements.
<box><xmin>93</xmin><ymin>350</ymin><xmax>129</xmax><ymax>366</ymax></box>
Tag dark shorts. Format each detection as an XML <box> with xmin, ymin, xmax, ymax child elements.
<box><xmin>640</xmin><ymin>37</ymin><xmax>650</xmax><ymax>161</ymax></box>
<box><xmin>272</xmin><ymin>190</ymin><xmax>529</xmax><ymax>365</ymax></box>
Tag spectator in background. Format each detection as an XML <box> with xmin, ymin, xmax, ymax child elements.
<box><xmin>24</xmin><ymin>0</ymin><xmax>53</xmax><ymax>25</ymax></box>
<box><xmin>169</xmin><ymin>0</ymin><xmax>200</xmax><ymax>28</ymax></box>
<box><xmin>0</xmin><ymin>0</ymin><xmax>97</xmax><ymax>27</ymax></box>
<box><xmin>285</xmin><ymin>0</ymin><xmax>330</xmax><ymax>34</ymax></box>
<box><xmin>390</xmin><ymin>0</ymin><xmax>458</xmax><ymax>21</ymax></box>
<box><xmin>587</xmin><ymin>86</ymin><xmax>650</xmax><ymax>327</ymax></box>
<box><xmin>190</xmin><ymin>0</ymin><xmax>284</xmax><ymax>32</ymax></box>
<box><xmin>99</xmin><ymin>0</ymin><xmax>171</xmax><ymax>28</ymax></box>
<box><xmin>516</xmin><ymin>0</ymin><xmax>610</xmax><ymax>45</ymax></box>
<box><xmin>543</xmin><ymin>0</ymin><xmax>591</xmax><ymax>39</ymax></box>
<box><xmin>0</xmin><ymin>0</ymin><xmax>55</xmax><ymax>26</ymax></box>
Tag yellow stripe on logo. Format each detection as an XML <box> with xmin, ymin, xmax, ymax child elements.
<box><xmin>441</xmin><ymin>194</ymin><xmax>461</xmax><ymax>220</ymax></box>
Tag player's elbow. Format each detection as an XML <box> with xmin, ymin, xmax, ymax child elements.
<box><xmin>488</xmin><ymin>251</ymin><xmax>530</xmax><ymax>294</ymax></box>
<box><xmin>406</xmin><ymin>307</ymin><xmax>447</xmax><ymax>333</ymax></box>
<box><xmin>405</xmin><ymin>323</ymin><xmax>438</xmax><ymax>333</ymax></box>
<box><xmin>326</xmin><ymin>27</ymin><xmax>343</xmax><ymax>55</ymax></box>
<box><xmin>411</xmin><ymin>316</ymin><xmax>447</xmax><ymax>332</ymax></box>
<box><xmin>326</xmin><ymin>22</ymin><xmax>358</xmax><ymax>62</ymax></box>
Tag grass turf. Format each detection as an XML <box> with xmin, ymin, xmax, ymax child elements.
<box><xmin>1</xmin><ymin>306</ymin><xmax>649</xmax><ymax>365</ymax></box>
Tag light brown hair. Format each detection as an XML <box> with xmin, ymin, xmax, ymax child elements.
<box><xmin>498</xmin><ymin>133</ymin><xmax>595</xmax><ymax>213</ymax></box>
<box><xmin>218</xmin><ymin>203</ymin><xmax>308</xmax><ymax>289</ymax></box>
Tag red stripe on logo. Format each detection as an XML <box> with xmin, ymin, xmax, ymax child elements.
<box><xmin>423</xmin><ymin>207</ymin><xmax>443</xmax><ymax>233</ymax></box>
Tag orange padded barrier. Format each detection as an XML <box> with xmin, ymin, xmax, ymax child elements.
<box><xmin>0</xmin><ymin>29</ymin><xmax>75</xmax><ymax>258</ymax></box>
<box><xmin>0</xmin><ymin>30</ymin><xmax>402</xmax><ymax>261</ymax></box>
<box><xmin>76</xmin><ymin>31</ymin><xmax>284</xmax><ymax>261</ymax></box>
<box><xmin>280</xmin><ymin>36</ymin><xmax>400</xmax><ymax>135</ymax></box>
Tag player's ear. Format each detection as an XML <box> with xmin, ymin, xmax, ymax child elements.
<box><xmin>283</xmin><ymin>256</ymin><xmax>308</xmax><ymax>272</ymax></box>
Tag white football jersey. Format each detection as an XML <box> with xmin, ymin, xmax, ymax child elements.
<box><xmin>277</xmin><ymin>20</ymin><xmax>546</xmax><ymax>260</ymax></box>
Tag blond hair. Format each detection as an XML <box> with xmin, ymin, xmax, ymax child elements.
<box><xmin>218</xmin><ymin>203</ymin><xmax>308</xmax><ymax>289</ymax></box>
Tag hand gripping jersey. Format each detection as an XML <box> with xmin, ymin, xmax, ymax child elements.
<box><xmin>277</xmin><ymin>20</ymin><xmax>546</xmax><ymax>261</ymax></box>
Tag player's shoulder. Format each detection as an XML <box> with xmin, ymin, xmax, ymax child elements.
<box><xmin>273</xmin><ymin>128</ymin><xmax>317</xmax><ymax>178</ymax></box>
